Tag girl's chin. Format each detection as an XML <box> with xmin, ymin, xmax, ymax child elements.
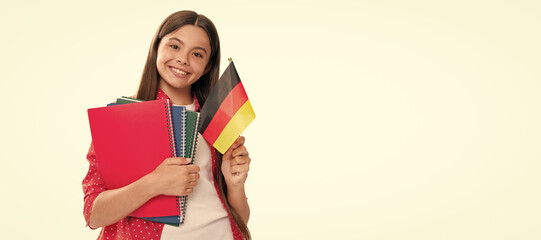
<box><xmin>161</xmin><ymin>79</ymin><xmax>192</xmax><ymax>90</ymax></box>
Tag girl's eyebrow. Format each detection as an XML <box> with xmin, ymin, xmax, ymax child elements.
<box><xmin>169</xmin><ymin>37</ymin><xmax>208</xmax><ymax>54</ymax></box>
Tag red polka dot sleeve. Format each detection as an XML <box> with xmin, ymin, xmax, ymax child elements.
<box><xmin>82</xmin><ymin>143</ymin><xmax>105</xmax><ymax>229</ymax></box>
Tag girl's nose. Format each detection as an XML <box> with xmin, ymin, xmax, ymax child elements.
<box><xmin>176</xmin><ymin>52</ymin><xmax>189</xmax><ymax>65</ymax></box>
<box><xmin>177</xmin><ymin>58</ymin><xmax>188</xmax><ymax>65</ymax></box>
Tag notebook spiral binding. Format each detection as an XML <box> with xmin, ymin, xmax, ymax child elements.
<box><xmin>178</xmin><ymin>107</ymin><xmax>187</xmax><ymax>223</ymax></box>
<box><xmin>180</xmin><ymin>109</ymin><xmax>187</xmax><ymax>158</ymax></box>
<box><xmin>164</xmin><ymin>100</ymin><xmax>177</xmax><ymax>158</ymax></box>
<box><xmin>178</xmin><ymin>111</ymin><xmax>201</xmax><ymax>224</ymax></box>
<box><xmin>189</xmin><ymin>112</ymin><xmax>201</xmax><ymax>165</ymax></box>
<box><xmin>163</xmin><ymin>100</ymin><xmax>181</xmax><ymax>218</ymax></box>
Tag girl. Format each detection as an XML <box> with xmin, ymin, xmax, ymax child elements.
<box><xmin>83</xmin><ymin>10</ymin><xmax>251</xmax><ymax>240</ymax></box>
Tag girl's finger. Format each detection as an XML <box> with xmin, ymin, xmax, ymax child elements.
<box><xmin>229</xmin><ymin>136</ymin><xmax>246</xmax><ymax>153</ymax></box>
<box><xmin>187</xmin><ymin>181</ymin><xmax>198</xmax><ymax>188</ymax></box>
<box><xmin>231</xmin><ymin>164</ymin><xmax>249</xmax><ymax>174</ymax></box>
<box><xmin>164</xmin><ymin>157</ymin><xmax>188</xmax><ymax>165</ymax></box>
<box><xmin>232</xmin><ymin>156</ymin><xmax>250</xmax><ymax>166</ymax></box>
<box><xmin>224</xmin><ymin>136</ymin><xmax>246</xmax><ymax>160</ymax></box>
<box><xmin>188</xmin><ymin>172</ymin><xmax>200</xmax><ymax>182</ymax></box>
<box><xmin>232</xmin><ymin>136</ymin><xmax>245</xmax><ymax>148</ymax></box>
<box><xmin>232</xmin><ymin>145</ymin><xmax>248</xmax><ymax>158</ymax></box>
<box><xmin>183</xmin><ymin>188</ymin><xmax>193</xmax><ymax>195</ymax></box>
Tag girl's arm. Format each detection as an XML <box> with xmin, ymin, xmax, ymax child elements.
<box><xmin>88</xmin><ymin>157</ymin><xmax>200</xmax><ymax>228</ymax></box>
<box><xmin>88</xmin><ymin>174</ymin><xmax>156</xmax><ymax>228</ymax></box>
<box><xmin>227</xmin><ymin>182</ymin><xmax>250</xmax><ymax>224</ymax></box>
<box><xmin>221</xmin><ymin>136</ymin><xmax>251</xmax><ymax>224</ymax></box>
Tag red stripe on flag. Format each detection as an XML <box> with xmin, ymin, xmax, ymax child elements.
<box><xmin>202</xmin><ymin>82</ymin><xmax>249</xmax><ymax>144</ymax></box>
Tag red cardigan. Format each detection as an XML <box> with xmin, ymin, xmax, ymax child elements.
<box><xmin>82</xmin><ymin>89</ymin><xmax>243</xmax><ymax>239</ymax></box>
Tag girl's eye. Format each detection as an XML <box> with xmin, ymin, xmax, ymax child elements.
<box><xmin>169</xmin><ymin>45</ymin><xmax>179</xmax><ymax>50</ymax></box>
<box><xmin>193</xmin><ymin>52</ymin><xmax>203</xmax><ymax>58</ymax></box>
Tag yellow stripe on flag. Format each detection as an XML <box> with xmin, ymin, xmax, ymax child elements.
<box><xmin>213</xmin><ymin>100</ymin><xmax>256</xmax><ymax>153</ymax></box>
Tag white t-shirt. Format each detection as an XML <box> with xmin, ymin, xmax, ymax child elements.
<box><xmin>160</xmin><ymin>102</ymin><xmax>233</xmax><ymax>240</ymax></box>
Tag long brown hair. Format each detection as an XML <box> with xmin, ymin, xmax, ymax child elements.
<box><xmin>136</xmin><ymin>10</ymin><xmax>250</xmax><ymax>239</ymax></box>
<box><xmin>136</xmin><ymin>10</ymin><xmax>220</xmax><ymax>107</ymax></box>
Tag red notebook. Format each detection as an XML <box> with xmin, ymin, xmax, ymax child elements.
<box><xmin>87</xmin><ymin>99</ymin><xmax>179</xmax><ymax>218</ymax></box>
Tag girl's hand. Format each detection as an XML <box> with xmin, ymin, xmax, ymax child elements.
<box><xmin>147</xmin><ymin>157</ymin><xmax>200</xmax><ymax>196</ymax></box>
<box><xmin>221</xmin><ymin>136</ymin><xmax>250</xmax><ymax>187</ymax></box>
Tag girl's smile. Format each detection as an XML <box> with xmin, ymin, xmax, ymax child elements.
<box><xmin>169</xmin><ymin>66</ymin><xmax>190</xmax><ymax>77</ymax></box>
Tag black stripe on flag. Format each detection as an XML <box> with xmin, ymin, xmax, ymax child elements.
<box><xmin>199</xmin><ymin>61</ymin><xmax>242</xmax><ymax>134</ymax></box>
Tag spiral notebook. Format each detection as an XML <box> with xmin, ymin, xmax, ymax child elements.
<box><xmin>87</xmin><ymin>99</ymin><xmax>181</xmax><ymax>218</ymax></box>
<box><xmin>140</xmin><ymin>105</ymin><xmax>189</xmax><ymax>226</ymax></box>
<box><xmin>108</xmin><ymin>97</ymin><xmax>201</xmax><ymax>226</ymax></box>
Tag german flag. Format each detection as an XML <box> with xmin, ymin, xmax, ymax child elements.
<box><xmin>199</xmin><ymin>61</ymin><xmax>255</xmax><ymax>153</ymax></box>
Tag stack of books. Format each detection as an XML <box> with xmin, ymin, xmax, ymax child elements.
<box><xmin>87</xmin><ymin>96</ymin><xmax>201</xmax><ymax>226</ymax></box>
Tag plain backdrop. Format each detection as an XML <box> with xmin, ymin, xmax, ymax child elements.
<box><xmin>1</xmin><ymin>0</ymin><xmax>540</xmax><ymax>239</ymax></box>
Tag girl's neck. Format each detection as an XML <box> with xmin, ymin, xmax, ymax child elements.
<box><xmin>158</xmin><ymin>80</ymin><xmax>193</xmax><ymax>105</ymax></box>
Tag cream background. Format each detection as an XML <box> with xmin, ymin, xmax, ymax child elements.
<box><xmin>1</xmin><ymin>0</ymin><xmax>540</xmax><ymax>239</ymax></box>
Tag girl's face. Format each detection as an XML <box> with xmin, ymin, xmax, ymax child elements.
<box><xmin>156</xmin><ymin>25</ymin><xmax>211</xmax><ymax>92</ymax></box>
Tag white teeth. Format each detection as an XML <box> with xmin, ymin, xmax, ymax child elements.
<box><xmin>171</xmin><ymin>67</ymin><xmax>187</xmax><ymax>75</ymax></box>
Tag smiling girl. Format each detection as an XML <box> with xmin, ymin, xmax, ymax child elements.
<box><xmin>83</xmin><ymin>11</ymin><xmax>251</xmax><ymax>240</ymax></box>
